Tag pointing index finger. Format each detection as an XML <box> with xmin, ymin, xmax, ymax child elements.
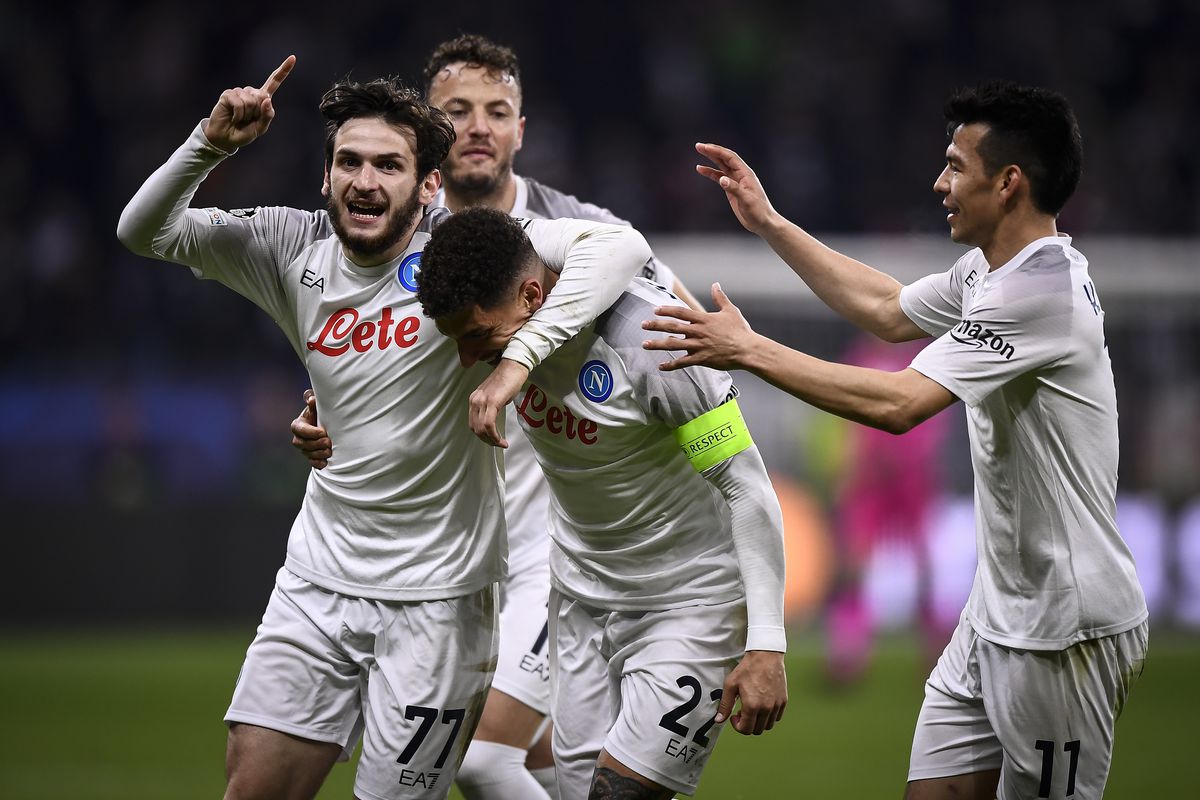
<box><xmin>262</xmin><ymin>55</ymin><xmax>296</xmax><ymax>96</ymax></box>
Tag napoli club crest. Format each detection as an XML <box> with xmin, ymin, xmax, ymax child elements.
<box><xmin>397</xmin><ymin>253</ymin><xmax>422</xmax><ymax>292</ymax></box>
<box><xmin>578</xmin><ymin>360</ymin><xmax>614</xmax><ymax>403</ymax></box>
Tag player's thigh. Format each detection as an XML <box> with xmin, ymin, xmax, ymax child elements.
<box><xmin>355</xmin><ymin>584</ymin><xmax>500</xmax><ymax>800</ymax></box>
<box><xmin>472</xmin><ymin>687</ymin><xmax>547</xmax><ymax>748</ymax></box>
<box><xmin>225</xmin><ymin>568</ymin><xmax>366</xmax><ymax>760</ymax></box>
<box><xmin>591</xmin><ymin>750</ymin><xmax>675</xmax><ymax>800</ymax></box>
<box><xmin>908</xmin><ymin>614</ymin><xmax>1003</xmax><ymax>786</ymax></box>
<box><xmin>491</xmin><ymin>559</ymin><xmax>552</xmax><ymax>716</ymax></box>
<box><xmin>604</xmin><ymin>599</ymin><xmax>746</xmax><ymax>798</ymax></box>
<box><xmin>225</xmin><ymin>723</ymin><xmax>342</xmax><ymax>800</ymax></box>
<box><xmin>550</xmin><ymin>590</ymin><xmax>618</xmax><ymax>800</ymax></box>
<box><xmin>904</xmin><ymin>770</ymin><xmax>1001</xmax><ymax>800</ymax></box>
<box><xmin>979</xmin><ymin>622</ymin><xmax>1148</xmax><ymax>800</ymax></box>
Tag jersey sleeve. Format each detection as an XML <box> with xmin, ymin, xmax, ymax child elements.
<box><xmin>502</xmin><ymin>218</ymin><xmax>651</xmax><ymax>370</ymax></box>
<box><xmin>908</xmin><ymin>260</ymin><xmax>1075</xmax><ymax>407</ymax></box>
<box><xmin>703</xmin><ymin>447</ymin><xmax>787</xmax><ymax>652</ymax></box>
<box><xmin>899</xmin><ymin>252</ymin><xmax>972</xmax><ymax>338</ymax></box>
<box><xmin>116</xmin><ymin>121</ymin><xmax>322</xmax><ymax>330</ymax></box>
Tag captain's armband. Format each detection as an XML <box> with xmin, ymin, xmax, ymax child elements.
<box><xmin>673</xmin><ymin>398</ymin><xmax>753</xmax><ymax>472</ymax></box>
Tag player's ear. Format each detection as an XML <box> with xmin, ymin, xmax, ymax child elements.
<box><xmin>515</xmin><ymin>115</ymin><xmax>525</xmax><ymax>153</ymax></box>
<box><xmin>997</xmin><ymin>164</ymin><xmax>1022</xmax><ymax>207</ymax></box>
<box><xmin>321</xmin><ymin>163</ymin><xmax>331</xmax><ymax>198</ymax></box>
<box><xmin>520</xmin><ymin>278</ymin><xmax>544</xmax><ymax>313</ymax></box>
<box><xmin>420</xmin><ymin>168</ymin><xmax>442</xmax><ymax>205</ymax></box>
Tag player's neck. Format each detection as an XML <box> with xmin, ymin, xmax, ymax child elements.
<box><xmin>444</xmin><ymin>174</ymin><xmax>517</xmax><ymax>215</ymax></box>
<box><xmin>981</xmin><ymin>211</ymin><xmax>1059</xmax><ymax>271</ymax></box>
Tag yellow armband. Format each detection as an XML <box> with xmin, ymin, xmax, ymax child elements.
<box><xmin>673</xmin><ymin>398</ymin><xmax>753</xmax><ymax>472</ymax></box>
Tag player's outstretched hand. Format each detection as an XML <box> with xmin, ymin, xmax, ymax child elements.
<box><xmin>469</xmin><ymin>359</ymin><xmax>530</xmax><ymax>448</ymax></box>
<box><xmin>716</xmin><ymin>649</ymin><xmax>787</xmax><ymax>736</ymax></box>
<box><xmin>204</xmin><ymin>55</ymin><xmax>296</xmax><ymax>153</ymax></box>
<box><xmin>290</xmin><ymin>388</ymin><xmax>332</xmax><ymax>470</ymax></box>
<box><xmin>642</xmin><ymin>283</ymin><xmax>761</xmax><ymax>372</ymax></box>
<box><xmin>695</xmin><ymin>142</ymin><xmax>779</xmax><ymax>237</ymax></box>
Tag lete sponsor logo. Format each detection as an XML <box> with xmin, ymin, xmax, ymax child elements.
<box><xmin>950</xmin><ymin>319</ymin><xmax>1015</xmax><ymax>360</ymax></box>
<box><xmin>307</xmin><ymin>307</ymin><xmax>420</xmax><ymax>356</ymax></box>
<box><xmin>515</xmin><ymin>383</ymin><xmax>598</xmax><ymax>445</ymax></box>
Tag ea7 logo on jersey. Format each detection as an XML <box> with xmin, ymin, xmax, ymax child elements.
<box><xmin>578</xmin><ymin>360</ymin><xmax>614</xmax><ymax>403</ymax></box>
<box><xmin>950</xmin><ymin>319</ymin><xmax>1015</xmax><ymax>360</ymax></box>
<box><xmin>397</xmin><ymin>253</ymin><xmax>422</xmax><ymax>292</ymax></box>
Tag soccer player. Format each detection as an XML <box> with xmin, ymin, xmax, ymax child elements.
<box><xmin>416</xmin><ymin>207</ymin><xmax>787</xmax><ymax>800</ymax></box>
<box><xmin>643</xmin><ymin>82</ymin><xmax>1149</xmax><ymax>799</ymax></box>
<box><xmin>116</xmin><ymin>57</ymin><xmax>650</xmax><ymax>800</ymax></box>
<box><xmin>291</xmin><ymin>34</ymin><xmax>703</xmax><ymax>800</ymax></box>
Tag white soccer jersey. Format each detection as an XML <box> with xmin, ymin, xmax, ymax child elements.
<box><xmin>514</xmin><ymin>278</ymin><xmax>785</xmax><ymax>651</ymax></box>
<box><xmin>433</xmin><ymin>174</ymin><xmax>678</xmax><ymax>575</ymax></box>
<box><xmin>117</xmin><ymin>123</ymin><xmax>649</xmax><ymax>602</ymax></box>
<box><xmin>900</xmin><ymin>235</ymin><xmax>1148</xmax><ymax>649</ymax></box>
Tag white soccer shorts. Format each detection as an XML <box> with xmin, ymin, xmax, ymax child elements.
<box><xmin>909</xmin><ymin>612</ymin><xmax>1148</xmax><ymax>799</ymax></box>
<box><xmin>225</xmin><ymin>567</ymin><xmax>498</xmax><ymax>800</ymax></box>
<box><xmin>491</xmin><ymin>555</ymin><xmax>552</xmax><ymax>715</ymax></box>
<box><xmin>549</xmin><ymin>589</ymin><xmax>747</xmax><ymax>798</ymax></box>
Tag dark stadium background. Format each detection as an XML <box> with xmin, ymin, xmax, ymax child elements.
<box><xmin>2</xmin><ymin>1</ymin><xmax>1196</xmax><ymax>797</ymax></box>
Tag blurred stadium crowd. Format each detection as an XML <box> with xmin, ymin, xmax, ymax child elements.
<box><xmin>3</xmin><ymin>1</ymin><xmax>1198</xmax><ymax>623</ymax></box>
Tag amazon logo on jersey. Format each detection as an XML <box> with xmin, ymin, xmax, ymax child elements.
<box><xmin>950</xmin><ymin>319</ymin><xmax>1015</xmax><ymax>360</ymax></box>
<box><xmin>307</xmin><ymin>307</ymin><xmax>421</xmax><ymax>356</ymax></box>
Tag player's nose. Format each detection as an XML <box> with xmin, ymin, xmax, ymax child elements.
<box><xmin>457</xmin><ymin>343</ymin><xmax>478</xmax><ymax>368</ymax></box>
<box><xmin>354</xmin><ymin>164</ymin><xmax>380</xmax><ymax>190</ymax></box>
<box><xmin>466</xmin><ymin>110</ymin><xmax>490</xmax><ymax>136</ymax></box>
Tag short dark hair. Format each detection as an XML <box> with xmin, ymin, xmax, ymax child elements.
<box><xmin>423</xmin><ymin>33</ymin><xmax>522</xmax><ymax>100</ymax></box>
<box><xmin>416</xmin><ymin>208</ymin><xmax>536</xmax><ymax>319</ymax></box>
<box><xmin>319</xmin><ymin>77</ymin><xmax>455</xmax><ymax>180</ymax></box>
<box><xmin>944</xmin><ymin>81</ymin><xmax>1082</xmax><ymax>216</ymax></box>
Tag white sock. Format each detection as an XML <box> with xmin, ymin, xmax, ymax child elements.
<box><xmin>530</xmin><ymin>764</ymin><xmax>557</xmax><ymax>796</ymax></box>
<box><xmin>456</xmin><ymin>740</ymin><xmax>551</xmax><ymax>800</ymax></box>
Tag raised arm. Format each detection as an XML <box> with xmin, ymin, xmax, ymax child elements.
<box><xmin>696</xmin><ymin>142</ymin><xmax>925</xmax><ymax>343</ymax></box>
<box><xmin>116</xmin><ymin>56</ymin><xmax>296</xmax><ymax>262</ymax></box>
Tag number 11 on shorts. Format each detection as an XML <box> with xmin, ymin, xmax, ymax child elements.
<box><xmin>1034</xmin><ymin>739</ymin><xmax>1081</xmax><ymax>797</ymax></box>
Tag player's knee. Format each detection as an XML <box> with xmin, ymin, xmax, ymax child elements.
<box><xmin>456</xmin><ymin>739</ymin><xmax>530</xmax><ymax>794</ymax></box>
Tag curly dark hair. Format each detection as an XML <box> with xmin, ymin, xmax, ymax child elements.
<box><xmin>319</xmin><ymin>77</ymin><xmax>455</xmax><ymax>179</ymax></box>
<box><xmin>944</xmin><ymin>81</ymin><xmax>1082</xmax><ymax>216</ymax></box>
<box><xmin>416</xmin><ymin>208</ymin><xmax>536</xmax><ymax>319</ymax></box>
<box><xmin>423</xmin><ymin>33</ymin><xmax>522</xmax><ymax>100</ymax></box>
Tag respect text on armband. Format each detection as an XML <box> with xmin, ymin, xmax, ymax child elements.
<box><xmin>682</xmin><ymin>424</ymin><xmax>737</xmax><ymax>457</ymax></box>
<box><xmin>673</xmin><ymin>399</ymin><xmax>753</xmax><ymax>472</ymax></box>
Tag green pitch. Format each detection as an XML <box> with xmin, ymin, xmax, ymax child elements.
<box><xmin>0</xmin><ymin>629</ymin><xmax>1189</xmax><ymax>798</ymax></box>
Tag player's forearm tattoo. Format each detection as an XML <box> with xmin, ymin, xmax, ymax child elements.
<box><xmin>590</xmin><ymin>767</ymin><xmax>675</xmax><ymax>799</ymax></box>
